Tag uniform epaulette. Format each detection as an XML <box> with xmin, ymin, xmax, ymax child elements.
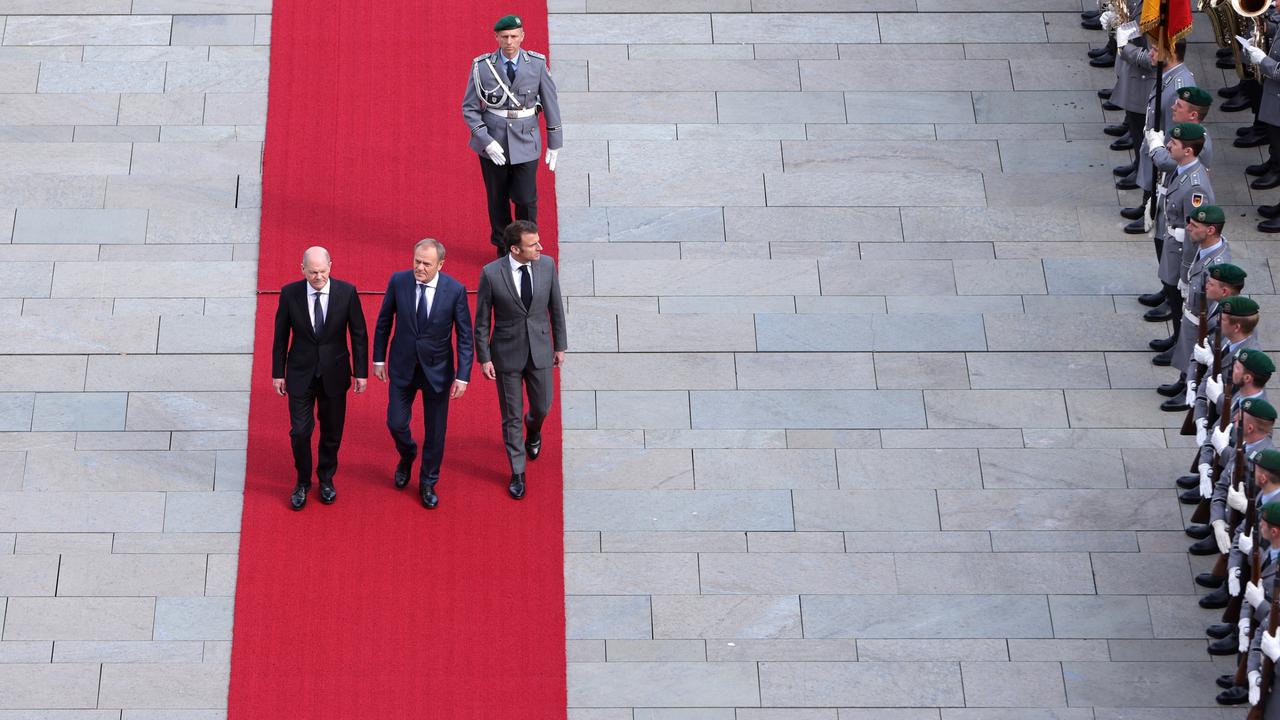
<box><xmin>473</xmin><ymin>53</ymin><xmax>492</xmax><ymax>63</ymax></box>
<box><xmin>525</xmin><ymin>50</ymin><xmax>546</xmax><ymax>60</ymax></box>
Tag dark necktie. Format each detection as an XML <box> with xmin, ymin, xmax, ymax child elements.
<box><xmin>312</xmin><ymin>291</ymin><xmax>324</xmax><ymax>338</ymax></box>
<box><xmin>519</xmin><ymin>265</ymin><xmax>532</xmax><ymax>311</ymax></box>
<box><xmin>417</xmin><ymin>283</ymin><xmax>430</xmax><ymax>328</ymax></box>
<box><xmin>506</xmin><ymin>60</ymin><xmax>516</xmax><ymax>84</ymax></box>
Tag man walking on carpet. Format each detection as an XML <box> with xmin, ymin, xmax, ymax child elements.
<box><xmin>373</xmin><ymin>239</ymin><xmax>474</xmax><ymax>509</ymax></box>
<box><xmin>271</xmin><ymin>246</ymin><xmax>369</xmax><ymax>511</ymax></box>
<box><xmin>462</xmin><ymin>13</ymin><xmax>562</xmax><ymax>256</ymax></box>
<box><xmin>475</xmin><ymin>220</ymin><xmax>567</xmax><ymax>500</ymax></box>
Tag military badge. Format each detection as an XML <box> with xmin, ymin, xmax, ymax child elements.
<box><xmin>1191</xmin><ymin>193</ymin><xmax>1204</xmax><ymax>208</ymax></box>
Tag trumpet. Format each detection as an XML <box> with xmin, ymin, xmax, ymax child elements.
<box><xmin>1235</xmin><ymin>0</ymin><xmax>1273</xmax><ymax>77</ymax></box>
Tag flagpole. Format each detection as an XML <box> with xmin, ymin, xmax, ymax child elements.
<box><xmin>1148</xmin><ymin>0</ymin><xmax>1169</xmax><ymax>224</ymax></box>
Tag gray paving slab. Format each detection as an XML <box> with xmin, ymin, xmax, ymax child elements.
<box><xmin>700</xmin><ymin>553</ymin><xmax>896</xmax><ymax>594</ymax></box>
<box><xmin>759</xmin><ymin>661</ymin><xmax>964</xmax><ymax>706</ymax></box>
<box><xmin>652</xmin><ymin>595</ymin><xmax>801</xmax><ymax>639</ymax></box>
<box><xmin>977</xmin><ymin>449</ymin><xmax>1126</xmax><ymax>489</ymax></box>
<box><xmin>802</xmin><ymin>594</ymin><xmax>1051</xmax><ymax>639</ymax></box>
<box><xmin>98</xmin><ymin>663</ymin><xmax>230</xmax><ymax>708</ymax></box>
<box><xmin>568</xmin><ymin>596</ymin><xmax>653</xmax><ymax>640</ymax></box>
<box><xmin>568</xmin><ymin>661</ymin><xmax>759</xmax><ymax>707</ymax></box>
<box><xmin>1061</xmin><ymin>661</ymin><xmax>1220</xmax><ymax>707</ymax></box>
<box><xmin>565</xmin><ymin>490</ymin><xmax>794</xmax><ymax>531</ymax></box>
<box><xmin>3</xmin><ymin>597</ymin><xmax>153</xmax><ymax>640</ymax></box>
<box><xmin>0</xmin><ymin>663</ymin><xmax>100</xmax><ymax>709</ymax></box>
<box><xmin>938</xmin><ymin>489</ymin><xmax>1182</xmax><ymax>531</ymax></box>
<box><xmin>836</xmin><ymin>449</ymin><xmax>981</xmax><ymax>489</ymax></box>
<box><xmin>1048</xmin><ymin>595</ymin><xmax>1154</xmax><ymax>639</ymax></box>
<box><xmin>691</xmin><ymin>390</ymin><xmax>925</xmax><ymax>429</ymax></box>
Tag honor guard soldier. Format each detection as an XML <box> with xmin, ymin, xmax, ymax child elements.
<box><xmin>1241</xmin><ymin>27</ymin><xmax>1280</xmax><ymax>227</ymax></box>
<box><xmin>462</xmin><ymin>14</ymin><xmax>562</xmax><ymax>255</ymax></box>
<box><xmin>1115</xmin><ymin>36</ymin><xmax>1194</xmax><ymax>197</ymax></box>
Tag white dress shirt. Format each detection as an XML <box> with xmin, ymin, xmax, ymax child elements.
<box><xmin>306</xmin><ymin>280</ymin><xmax>330</xmax><ymax>329</ymax></box>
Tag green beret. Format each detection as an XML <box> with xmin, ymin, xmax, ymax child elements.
<box><xmin>1178</xmin><ymin>86</ymin><xmax>1213</xmax><ymax>108</ymax></box>
<box><xmin>494</xmin><ymin>14</ymin><xmax>522</xmax><ymax>31</ymax></box>
<box><xmin>1170</xmin><ymin>122</ymin><xmax>1205</xmax><ymax>141</ymax></box>
<box><xmin>1222</xmin><ymin>296</ymin><xmax>1260</xmax><ymax>316</ymax></box>
<box><xmin>1243</xmin><ymin>397</ymin><xmax>1278</xmax><ymax>421</ymax></box>
<box><xmin>1189</xmin><ymin>205</ymin><xmax>1225</xmax><ymax>225</ymax></box>
<box><xmin>1253</xmin><ymin>448</ymin><xmax>1280</xmax><ymax>474</ymax></box>
<box><xmin>1263</xmin><ymin>500</ymin><xmax>1280</xmax><ymax>525</ymax></box>
<box><xmin>1209</xmin><ymin>263</ymin><xmax>1247</xmax><ymax>286</ymax></box>
<box><xmin>1238</xmin><ymin>349</ymin><xmax>1276</xmax><ymax>377</ymax></box>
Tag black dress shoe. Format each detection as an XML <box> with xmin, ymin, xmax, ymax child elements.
<box><xmin>1260</xmin><ymin>203</ymin><xmax>1280</xmax><ymax>218</ymax></box>
<box><xmin>1113</xmin><ymin>161</ymin><xmax>1137</xmax><ymax>176</ymax></box>
<box><xmin>1149</xmin><ymin>335</ymin><xmax>1176</xmax><ymax>352</ymax></box>
<box><xmin>1110</xmin><ymin>137</ymin><xmax>1134</xmax><ymax>152</ymax></box>
<box><xmin>1180</xmin><ymin>488</ymin><xmax>1205</xmax><ymax>505</ymax></box>
<box><xmin>1157</xmin><ymin>380</ymin><xmax>1185</xmax><ymax>397</ymax></box>
<box><xmin>1138</xmin><ymin>291</ymin><xmax>1164</xmax><ymax>307</ymax></box>
<box><xmin>1083</xmin><ymin>8</ymin><xmax>1102</xmax><ymax>18</ymax></box>
<box><xmin>1236</xmin><ymin>130</ymin><xmax>1268</xmax><ymax>147</ymax></box>
<box><xmin>1201</xmin><ymin>586</ymin><xmax>1230</xmax><ymax>608</ymax></box>
<box><xmin>1197</xmin><ymin>571</ymin><xmax>1225</xmax><ymax>588</ymax></box>
<box><xmin>1187</xmin><ymin>523</ymin><xmax>1212</xmax><ymax>540</ymax></box>
<box><xmin>1217</xmin><ymin>672</ymin><xmax>1237</xmax><ymax>689</ymax></box>
<box><xmin>525</xmin><ymin>434</ymin><xmax>542</xmax><ymax>461</ymax></box>
<box><xmin>1189</xmin><ymin>535</ymin><xmax>1220</xmax><ymax>554</ymax></box>
<box><xmin>508</xmin><ymin>472</ymin><xmax>526</xmax><ymax>500</ymax></box>
<box><xmin>1208</xmin><ymin>636</ymin><xmax>1239</xmax><ymax>655</ymax></box>
<box><xmin>1176</xmin><ymin>474</ymin><xmax>1199</xmax><ymax>489</ymax></box>
<box><xmin>1249</xmin><ymin>161</ymin><xmax>1275</xmax><ymax>177</ymax></box>
<box><xmin>1223</xmin><ymin>83</ymin><xmax>1243</xmax><ymax>99</ymax></box>
<box><xmin>290</xmin><ymin>484</ymin><xmax>308</xmax><ymax>511</ymax></box>
<box><xmin>1115</xmin><ymin>177</ymin><xmax>1138</xmax><ymax>190</ymax></box>
<box><xmin>1217</xmin><ymin>686</ymin><xmax>1249</xmax><ymax>705</ymax></box>
<box><xmin>1101</xmin><ymin>100</ymin><xmax>1122</xmax><ymax>112</ymax></box>
<box><xmin>1144</xmin><ymin>304</ymin><xmax>1174</xmax><ymax>322</ymax></box>
<box><xmin>1089</xmin><ymin>47</ymin><xmax>1110</xmax><ymax>59</ymax></box>
<box><xmin>1098</xmin><ymin>87</ymin><xmax>1113</xmax><ymax>99</ymax></box>
<box><xmin>1261</xmin><ymin>217</ymin><xmax>1280</xmax><ymax>234</ymax></box>
<box><xmin>318</xmin><ymin>481</ymin><xmax>336</xmax><ymax>505</ymax></box>
<box><xmin>1161</xmin><ymin>398</ymin><xmax>1190</xmax><ymax>412</ymax></box>
<box><xmin>1105</xmin><ymin>125</ymin><xmax>1129</xmax><ymax>138</ymax></box>
<box><xmin>1223</xmin><ymin>93</ymin><xmax>1253</xmax><ymax>113</ymax></box>
<box><xmin>420</xmin><ymin>484</ymin><xmax>438</xmax><ymax>509</ymax></box>
<box><xmin>1218</xmin><ymin>56</ymin><xmax>1237</xmax><ymax>70</ymax></box>
<box><xmin>1253</xmin><ymin>172</ymin><xmax>1280</xmax><ymax>190</ymax></box>
<box><xmin>394</xmin><ymin>456</ymin><xmax>412</xmax><ymax>489</ymax></box>
<box><xmin>1218</xmin><ymin>46</ymin><xmax>1234</xmax><ymax>58</ymax></box>
<box><xmin>1121</xmin><ymin>206</ymin><xmax>1145</xmax><ymax>221</ymax></box>
<box><xmin>1123</xmin><ymin>219</ymin><xmax>1148</xmax><ymax>234</ymax></box>
<box><xmin>1151</xmin><ymin>350</ymin><xmax>1173</xmax><ymax>367</ymax></box>
<box><xmin>1082</xmin><ymin>17</ymin><xmax>1103</xmax><ymax>30</ymax></box>
<box><xmin>1208</xmin><ymin>623</ymin><xmax>1234</xmax><ymax>639</ymax></box>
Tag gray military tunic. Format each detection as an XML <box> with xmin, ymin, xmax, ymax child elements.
<box><xmin>1135</xmin><ymin>62</ymin><xmax>1195</xmax><ymax>193</ymax></box>
<box><xmin>461</xmin><ymin>48</ymin><xmax>562</xmax><ymax>165</ymax></box>
<box><xmin>1257</xmin><ymin>19</ymin><xmax>1280</xmax><ymax>126</ymax></box>
<box><xmin>1173</xmin><ymin>238</ymin><xmax>1230</xmax><ymax>372</ymax></box>
<box><xmin>1112</xmin><ymin>0</ymin><xmax>1150</xmax><ymax>114</ymax></box>
<box><xmin>1211</xmin><ymin>435</ymin><xmax>1275</xmax><ymax>527</ymax></box>
<box><xmin>1246</xmin><ymin>553</ymin><xmax>1280</xmax><ymax>719</ymax></box>
<box><xmin>1157</xmin><ymin>159</ymin><xmax>1214</xmax><ymax>287</ymax></box>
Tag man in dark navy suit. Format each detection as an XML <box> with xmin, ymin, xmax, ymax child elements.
<box><xmin>271</xmin><ymin>246</ymin><xmax>369</xmax><ymax>511</ymax></box>
<box><xmin>373</xmin><ymin>238</ymin><xmax>474</xmax><ymax>508</ymax></box>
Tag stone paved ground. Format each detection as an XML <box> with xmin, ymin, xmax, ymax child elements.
<box><xmin>0</xmin><ymin>0</ymin><xmax>1272</xmax><ymax>717</ymax></box>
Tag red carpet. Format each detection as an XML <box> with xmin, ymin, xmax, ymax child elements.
<box><xmin>229</xmin><ymin>2</ymin><xmax>565</xmax><ymax>718</ymax></box>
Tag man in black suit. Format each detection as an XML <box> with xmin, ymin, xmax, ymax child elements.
<box><xmin>272</xmin><ymin>246</ymin><xmax>369</xmax><ymax>511</ymax></box>
<box><xmin>373</xmin><ymin>238</ymin><xmax>474</xmax><ymax>509</ymax></box>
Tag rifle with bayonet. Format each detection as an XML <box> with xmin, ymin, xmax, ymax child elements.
<box><xmin>1182</xmin><ymin>282</ymin><xmax>1211</xmax><ymax>435</ymax></box>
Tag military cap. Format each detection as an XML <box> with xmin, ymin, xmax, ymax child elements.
<box><xmin>1222</xmin><ymin>296</ymin><xmax>1260</xmax><ymax>316</ymax></box>
<box><xmin>1209</xmin><ymin>263</ymin><xmax>1247</xmax><ymax>286</ymax></box>
<box><xmin>1170</xmin><ymin>122</ymin><xmax>1205</xmax><ymax>141</ymax></box>
<box><xmin>1244</xmin><ymin>397</ymin><xmax>1278</xmax><ymax>421</ymax></box>
<box><xmin>1177</xmin><ymin>86</ymin><xmax>1213</xmax><ymax>108</ymax></box>
<box><xmin>1262</xmin><ymin>500</ymin><xmax>1280</xmax><ymax>525</ymax></box>
<box><xmin>1238</xmin><ymin>349</ymin><xmax>1276</xmax><ymax>376</ymax></box>
<box><xmin>494</xmin><ymin>14</ymin><xmax>522</xmax><ymax>31</ymax></box>
<box><xmin>1253</xmin><ymin>448</ymin><xmax>1280</xmax><ymax>474</ymax></box>
<box><xmin>1189</xmin><ymin>205</ymin><xmax>1225</xmax><ymax>225</ymax></box>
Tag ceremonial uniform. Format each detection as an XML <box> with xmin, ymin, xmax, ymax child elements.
<box><xmin>1171</xmin><ymin>208</ymin><xmax>1230</xmax><ymax>373</ymax></box>
<box><xmin>461</xmin><ymin>15</ymin><xmax>562</xmax><ymax>253</ymax></box>
<box><xmin>1157</xmin><ymin>162</ymin><xmax>1213</xmax><ymax>289</ymax></box>
<box><xmin>1134</xmin><ymin>61</ymin><xmax>1195</xmax><ymax>191</ymax></box>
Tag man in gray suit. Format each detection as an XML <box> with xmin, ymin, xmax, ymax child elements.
<box><xmin>462</xmin><ymin>14</ymin><xmax>563</xmax><ymax>256</ymax></box>
<box><xmin>474</xmin><ymin>220</ymin><xmax>567</xmax><ymax>499</ymax></box>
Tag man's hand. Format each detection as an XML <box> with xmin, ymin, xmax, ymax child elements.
<box><xmin>545</xmin><ymin>148</ymin><xmax>559</xmax><ymax>172</ymax></box>
<box><xmin>1194</xmin><ymin>338</ymin><xmax>1214</xmax><ymax>366</ymax></box>
<box><xmin>1213</xmin><ymin>423</ymin><xmax>1233</xmax><ymax>455</ymax></box>
<box><xmin>272</xmin><ymin>378</ymin><xmax>286</xmax><ymax>396</ymax></box>
<box><xmin>553</xmin><ymin>351</ymin><xmax>566</xmax><ymax>367</ymax></box>
<box><xmin>1247</xmin><ymin>579</ymin><xmax>1266</xmax><ymax>609</ymax></box>
<box><xmin>482</xmin><ymin>361</ymin><xmax>496</xmax><ymax>380</ymax></box>
<box><xmin>1206</xmin><ymin>374</ymin><xmax>1224</xmax><ymax>404</ymax></box>
<box><xmin>485</xmin><ymin>140</ymin><xmax>507</xmax><ymax>165</ymax></box>
<box><xmin>1228</xmin><ymin>482</ymin><xmax>1248</xmax><ymax>513</ymax></box>
<box><xmin>1145</xmin><ymin>128</ymin><xmax>1164</xmax><ymax>154</ymax></box>
<box><xmin>374</xmin><ymin>363</ymin><xmax>388</xmax><ymax>383</ymax></box>
<box><xmin>354</xmin><ymin>378</ymin><xmax>367</xmax><ymax>394</ymax></box>
<box><xmin>1196</xmin><ymin>417</ymin><xmax>1208</xmax><ymax>447</ymax></box>
<box><xmin>1199</xmin><ymin>462</ymin><xmax>1213</xmax><ymax>498</ymax></box>
<box><xmin>450</xmin><ymin>380</ymin><xmax>467</xmax><ymax>399</ymax></box>
<box><xmin>1171</xmin><ymin>227</ymin><xmax>1185</xmax><ymax>244</ymax></box>
<box><xmin>1264</xmin><ymin>630</ymin><xmax>1280</xmax><ymax>663</ymax></box>
<box><xmin>1242</xmin><ymin>529</ymin><xmax>1255</xmax><ymax>556</ymax></box>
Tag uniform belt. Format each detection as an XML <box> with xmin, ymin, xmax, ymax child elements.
<box><xmin>488</xmin><ymin>107</ymin><xmax>537</xmax><ymax>119</ymax></box>
<box><xmin>1184</xmin><ymin>308</ymin><xmax>1200</xmax><ymax>326</ymax></box>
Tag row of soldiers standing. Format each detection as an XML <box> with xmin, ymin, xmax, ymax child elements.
<box><xmin>1084</xmin><ymin>1</ymin><xmax>1280</xmax><ymax>711</ymax></box>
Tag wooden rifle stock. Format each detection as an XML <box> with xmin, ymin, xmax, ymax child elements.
<box><xmin>1192</xmin><ymin>334</ymin><xmax>1233</xmax><ymax>525</ymax></box>
<box><xmin>1181</xmin><ymin>286</ymin><xmax>1211</xmax><ymax>435</ymax></box>
<box><xmin>1222</xmin><ymin>409</ymin><xmax>1249</xmax><ymax>626</ymax></box>
<box><xmin>1234</xmin><ymin>477</ymin><xmax>1263</xmax><ymax>688</ymax></box>
<box><xmin>1249</xmin><ymin>561</ymin><xmax>1280</xmax><ymax>720</ymax></box>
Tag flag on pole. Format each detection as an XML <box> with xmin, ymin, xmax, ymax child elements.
<box><xmin>1140</xmin><ymin>0</ymin><xmax>1193</xmax><ymax>46</ymax></box>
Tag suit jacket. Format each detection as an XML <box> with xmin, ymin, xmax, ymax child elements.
<box><xmin>462</xmin><ymin>48</ymin><xmax>562</xmax><ymax>165</ymax></box>
<box><xmin>474</xmin><ymin>255</ymin><xmax>567</xmax><ymax>373</ymax></box>
<box><xmin>272</xmin><ymin>278</ymin><xmax>369</xmax><ymax>397</ymax></box>
<box><xmin>373</xmin><ymin>270</ymin><xmax>474</xmax><ymax>393</ymax></box>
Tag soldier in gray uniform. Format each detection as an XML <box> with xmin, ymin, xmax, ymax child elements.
<box><xmin>462</xmin><ymin>14</ymin><xmax>562</xmax><ymax>255</ymax></box>
<box><xmin>1159</xmin><ymin>204</ymin><xmax>1230</xmax><ymax>410</ymax></box>
<box><xmin>1109</xmin><ymin>0</ymin><xmax>1149</xmax><ymax>161</ymax></box>
<box><xmin>1149</xmin><ymin>123</ymin><xmax>1213</xmax><ymax>370</ymax></box>
<box><xmin>1117</xmin><ymin>37</ymin><xmax>1195</xmax><ymax>220</ymax></box>
<box><xmin>1241</xmin><ymin>29</ymin><xmax>1280</xmax><ymax>230</ymax></box>
<box><xmin>1220</xmin><ymin>468</ymin><xmax>1280</xmax><ymax>707</ymax></box>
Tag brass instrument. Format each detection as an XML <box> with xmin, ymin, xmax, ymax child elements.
<box><xmin>1111</xmin><ymin>0</ymin><xmax>1131</xmax><ymax>26</ymax></box>
<box><xmin>1204</xmin><ymin>0</ymin><xmax>1246</xmax><ymax>78</ymax></box>
<box><xmin>1234</xmin><ymin>0</ymin><xmax>1274</xmax><ymax>78</ymax></box>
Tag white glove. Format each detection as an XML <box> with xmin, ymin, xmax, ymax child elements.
<box><xmin>1242</xmin><ymin>617</ymin><xmax>1254</xmax><ymax>653</ymax></box>
<box><xmin>484</xmin><ymin>140</ymin><xmax>507</xmax><ymax>166</ymax></box>
<box><xmin>1230</xmin><ymin>564</ymin><xmax>1243</xmax><ymax>595</ymax></box>
<box><xmin>1206</xmin><ymin>375</ymin><xmax>1224</xmax><ymax>404</ymax></box>
<box><xmin>544</xmin><ymin>147</ymin><xmax>558</xmax><ymax>172</ymax></box>
<box><xmin>1200</xmin><ymin>462</ymin><xmax>1214</xmax><ymax>498</ymax></box>
<box><xmin>1242</xmin><ymin>530</ymin><xmax>1256</xmax><ymax>557</ymax></box>
<box><xmin>1185</xmin><ymin>380</ymin><xmax>1197</xmax><ymax>407</ymax></box>
<box><xmin>1239</xmin><ymin>34</ymin><xmax>1257</xmax><ymax>52</ymax></box>
<box><xmin>1248</xmin><ymin>579</ymin><xmax>1266</xmax><ymax>609</ymax></box>
<box><xmin>1214</xmin><ymin>423</ymin><xmax>1234</xmax><ymax>456</ymax></box>
<box><xmin>1145</xmin><ymin>128</ymin><xmax>1165</xmax><ymax>151</ymax></box>
<box><xmin>1194</xmin><ymin>339</ymin><xmax>1214</xmax><ymax>366</ymax></box>
<box><xmin>1100</xmin><ymin>9</ymin><xmax>1117</xmax><ymax>30</ymax></box>
<box><xmin>1248</xmin><ymin>44</ymin><xmax>1268</xmax><ymax>64</ymax></box>
<box><xmin>1172</xmin><ymin>227</ymin><xmax>1186</xmax><ymax>245</ymax></box>
<box><xmin>1251</xmin><ymin>669</ymin><xmax>1263</xmax><ymax>706</ymax></box>
<box><xmin>1229</xmin><ymin>482</ymin><xmax>1249</xmax><ymax>513</ymax></box>
<box><xmin>1218</xmin><ymin>521</ymin><xmax>1234</xmax><ymax>556</ymax></box>
<box><xmin>1117</xmin><ymin>24</ymin><xmax>1137</xmax><ymax>47</ymax></box>
<box><xmin>1197</xmin><ymin>417</ymin><xmax>1209</xmax><ymax>447</ymax></box>
<box><xmin>1264</xmin><ymin>630</ymin><xmax>1280</xmax><ymax>663</ymax></box>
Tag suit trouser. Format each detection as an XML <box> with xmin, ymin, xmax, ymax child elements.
<box><xmin>479</xmin><ymin>156</ymin><xmax>537</xmax><ymax>251</ymax></box>
<box><xmin>1267</xmin><ymin>122</ymin><xmax>1280</xmax><ymax>168</ymax></box>
<box><xmin>1125</xmin><ymin>110</ymin><xmax>1144</xmax><ymax>153</ymax></box>
<box><xmin>288</xmin><ymin>374</ymin><xmax>347</xmax><ymax>487</ymax></box>
<box><xmin>496</xmin><ymin>355</ymin><xmax>553</xmax><ymax>475</ymax></box>
<box><xmin>386</xmin><ymin>364</ymin><xmax>450</xmax><ymax>486</ymax></box>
